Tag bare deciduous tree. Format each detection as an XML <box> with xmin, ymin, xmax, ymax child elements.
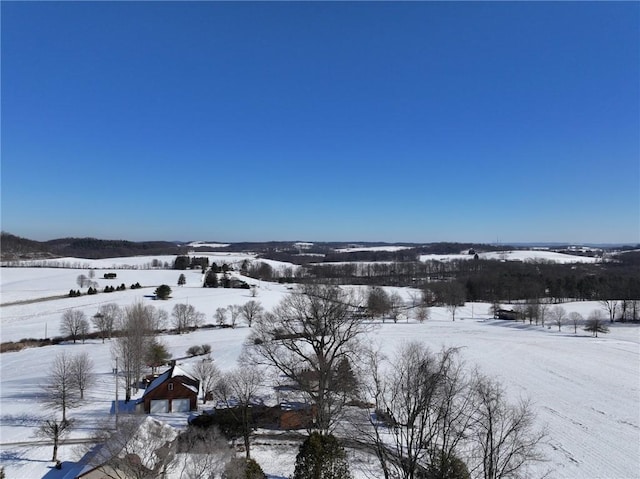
<box><xmin>36</xmin><ymin>417</ymin><xmax>73</xmax><ymax>462</ymax></box>
<box><xmin>363</xmin><ymin>342</ymin><xmax>474</xmax><ymax>479</ymax></box>
<box><xmin>176</xmin><ymin>426</ymin><xmax>232</xmax><ymax>479</ymax></box>
<box><xmin>71</xmin><ymin>351</ymin><xmax>94</xmax><ymax>400</ymax></box>
<box><xmin>191</xmin><ymin>359</ymin><xmax>220</xmax><ymax>404</ymax></box>
<box><xmin>89</xmin><ymin>416</ymin><xmax>178</xmax><ymax>479</ymax></box>
<box><xmin>96</xmin><ymin>303</ymin><xmax>122</xmax><ymax>341</ymax></box>
<box><xmin>538</xmin><ymin>303</ymin><xmax>549</xmax><ymax>328</ymax></box>
<box><xmin>584</xmin><ymin>311</ymin><xmax>610</xmax><ymax>337</ymax></box>
<box><xmin>227</xmin><ymin>304</ymin><xmax>242</xmax><ymax>328</ymax></box>
<box><xmin>240</xmin><ymin>300</ymin><xmax>263</xmax><ymax>327</ymax></box>
<box><xmin>469</xmin><ymin>375</ymin><xmax>546</xmax><ymax>479</ymax></box>
<box><xmin>599</xmin><ymin>299</ymin><xmax>619</xmax><ymax>323</ymax></box>
<box><xmin>112</xmin><ymin>302</ymin><xmax>159</xmax><ymax>402</ymax></box>
<box><xmin>550</xmin><ymin>305</ymin><xmax>567</xmax><ymax>332</ymax></box>
<box><xmin>60</xmin><ymin>309</ymin><xmax>90</xmax><ymax>343</ymax></box>
<box><xmin>214</xmin><ymin>367</ymin><xmax>263</xmax><ymax>459</ymax></box>
<box><xmin>444</xmin><ymin>282</ymin><xmax>466</xmax><ymax>322</ymax></box>
<box><xmin>389</xmin><ymin>291</ymin><xmax>404</xmax><ymax>323</ymax></box>
<box><xmin>367</xmin><ymin>286</ymin><xmax>391</xmax><ymax>322</ymax></box>
<box><xmin>44</xmin><ymin>352</ymin><xmax>79</xmax><ymax>422</ymax></box>
<box><xmin>568</xmin><ymin>311</ymin><xmax>583</xmax><ymax>334</ymax></box>
<box><xmin>415</xmin><ymin>303</ymin><xmax>430</xmax><ymax>323</ymax></box>
<box><xmin>215</xmin><ymin>307</ymin><xmax>228</xmax><ymax>327</ymax></box>
<box><xmin>172</xmin><ymin>304</ymin><xmax>205</xmax><ymax>334</ymax></box>
<box><xmin>245</xmin><ymin>284</ymin><xmax>370</xmax><ymax>433</ymax></box>
<box><xmin>76</xmin><ymin>274</ymin><xmax>89</xmax><ymax>289</ymax></box>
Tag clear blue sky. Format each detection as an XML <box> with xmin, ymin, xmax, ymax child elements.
<box><xmin>2</xmin><ymin>1</ymin><xmax>638</xmax><ymax>244</ymax></box>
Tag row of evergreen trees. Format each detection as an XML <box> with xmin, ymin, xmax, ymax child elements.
<box><xmin>68</xmin><ymin>283</ymin><xmax>142</xmax><ymax>297</ymax></box>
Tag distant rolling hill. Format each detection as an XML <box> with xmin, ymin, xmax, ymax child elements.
<box><xmin>1</xmin><ymin>232</ymin><xmax>184</xmax><ymax>260</ymax></box>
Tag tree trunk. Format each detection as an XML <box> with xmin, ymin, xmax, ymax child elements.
<box><xmin>52</xmin><ymin>434</ymin><xmax>59</xmax><ymax>462</ymax></box>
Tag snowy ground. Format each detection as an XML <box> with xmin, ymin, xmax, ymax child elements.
<box><xmin>419</xmin><ymin>250</ymin><xmax>601</xmax><ymax>263</ymax></box>
<box><xmin>1</xmin><ymin>259</ymin><xmax>638</xmax><ymax>478</ymax></box>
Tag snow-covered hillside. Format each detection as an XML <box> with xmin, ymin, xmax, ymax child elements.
<box><xmin>1</xmin><ymin>259</ymin><xmax>638</xmax><ymax>478</ymax></box>
<box><xmin>420</xmin><ymin>249</ymin><xmax>600</xmax><ymax>263</ymax></box>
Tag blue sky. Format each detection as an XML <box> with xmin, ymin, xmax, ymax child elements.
<box><xmin>2</xmin><ymin>1</ymin><xmax>638</xmax><ymax>244</ymax></box>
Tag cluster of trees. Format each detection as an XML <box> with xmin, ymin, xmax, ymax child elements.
<box><xmin>82</xmin><ymin>414</ymin><xmax>267</xmax><ymax>479</ymax></box>
<box><xmin>38</xmin><ymin>351</ymin><xmax>95</xmax><ymax>461</ymax></box>
<box><xmin>285</xmin><ymin>250</ymin><xmax>640</xmax><ymax>310</ymax></box>
<box><xmin>53</xmin><ymin>286</ymin><xmax>551</xmax><ymax>477</ymax></box>
<box><xmin>174</xmin><ymin>256</ymin><xmax>210</xmax><ymax>270</ymax></box>
<box><xmin>249</xmin><ymin>286</ymin><xmax>546</xmax><ymax>478</ymax></box>
<box><xmin>209</xmin><ymin>301</ymin><xmax>264</xmax><ymax>328</ymax></box>
<box><xmin>69</xmin><ymin>280</ymin><xmax>141</xmax><ymax>298</ymax></box>
<box><xmin>103</xmin><ymin>284</ymin><xmax>127</xmax><ymax>293</ymax></box>
<box><xmin>186</xmin><ymin>343</ymin><xmax>212</xmax><ymax>357</ymax></box>
<box><xmin>110</xmin><ymin>302</ymin><xmax>172</xmax><ymax>401</ymax></box>
<box><xmin>203</xmin><ymin>268</ymin><xmax>251</xmax><ymax>289</ymax></box>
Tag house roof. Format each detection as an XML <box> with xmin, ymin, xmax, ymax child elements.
<box><xmin>75</xmin><ymin>417</ymin><xmax>178</xmax><ymax>478</ymax></box>
<box><xmin>143</xmin><ymin>365</ymin><xmax>199</xmax><ymax>397</ymax></box>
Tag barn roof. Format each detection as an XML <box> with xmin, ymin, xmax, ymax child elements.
<box><xmin>143</xmin><ymin>365</ymin><xmax>199</xmax><ymax>397</ymax></box>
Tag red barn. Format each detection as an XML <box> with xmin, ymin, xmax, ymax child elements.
<box><xmin>140</xmin><ymin>365</ymin><xmax>199</xmax><ymax>413</ymax></box>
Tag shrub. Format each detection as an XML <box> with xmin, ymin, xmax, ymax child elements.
<box><xmin>293</xmin><ymin>432</ymin><xmax>351</xmax><ymax>479</ymax></box>
<box><xmin>224</xmin><ymin>457</ymin><xmax>265</xmax><ymax>479</ymax></box>
<box><xmin>187</xmin><ymin>345</ymin><xmax>204</xmax><ymax>357</ymax></box>
<box><xmin>155</xmin><ymin>284</ymin><xmax>172</xmax><ymax>300</ymax></box>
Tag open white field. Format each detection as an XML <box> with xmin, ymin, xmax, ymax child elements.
<box><xmin>1</xmin><ymin>260</ymin><xmax>639</xmax><ymax>478</ymax></box>
<box><xmin>419</xmin><ymin>250</ymin><xmax>601</xmax><ymax>263</ymax></box>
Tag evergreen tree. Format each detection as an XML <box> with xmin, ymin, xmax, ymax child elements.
<box><xmin>145</xmin><ymin>340</ymin><xmax>171</xmax><ymax>374</ymax></box>
<box><xmin>154</xmin><ymin>284</ymin><xmax>172</xmax><ymax>300</ymax></box>
<box><xmin>178</xmin><ymin>273</ymin><xmax>186</xmax><ymax>286</ymax></box>
<box><xmin>204</xmin><ymin>270</ymin><xmax>219</xmax><ymax>288</ymax></box>
<box><xmin>293</xmin><ymin>433</ymin><xmax>351</xmax><ymax>479</ymax></box>
<box><xmin>174</xmin><ymin>255</ymin><xmax>190</xmax><ymax>270</ymax></box>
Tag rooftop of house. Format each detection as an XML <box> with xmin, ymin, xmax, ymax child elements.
<box><xmin>143</xmin><ymin>364</ymin><xmax>199</xmax><ymax>397</ymax></box>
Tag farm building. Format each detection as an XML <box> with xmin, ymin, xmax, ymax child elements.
<box><xmin>495</xmin><ymin>308</ymin><xmax>518</xmax><ymax>320</ymax></box>
<box><xmin>138</xmin><ymin>365</ymin><xmax>199</xmax><ymax>413</ymax></box>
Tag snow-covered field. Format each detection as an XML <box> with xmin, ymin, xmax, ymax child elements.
<box><xmin>1</xmin><ymin>258</ymin><xmax>638</xmax><ymax>478</ymax></box>
<box><xmin>420</xmin><ymin>250</ymin><xmax>601</xmax><ymax>263</ymax></box>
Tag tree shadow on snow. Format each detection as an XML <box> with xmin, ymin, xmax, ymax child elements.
<box><xmin>41</xmin><ymin>461</ymin><xmax>81</xmax><ymax>479</ymax></box>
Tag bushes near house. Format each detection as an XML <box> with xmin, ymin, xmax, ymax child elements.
<box><xmin>293</xmin><ymin>432</ymin><xmax>351</xmax><ymax>479</ymax></box>
<box><xmin>224</xmin><ymin>457</ymin><xmax>265</xmax><ymax>479</ymax></box>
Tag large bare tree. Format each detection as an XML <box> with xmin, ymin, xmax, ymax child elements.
<box><xmin>172</xmin><ymin>304</ymin><xmax>205</xmax><ymax>334</ymax></box>
<box><xmin>176</xmin><ymin>426</ymin><xmax>232</xmax><ymax>479</ymax></box>
<box><xmin>93</xmin><ymin>303</ymin><xmax>122</xmax><ymax>342</ymax></box>
<box><xmin>191</xmin><ymin>359</ymin><xmax>220</xmax><ymax>404</ymax></box>
<box><xmin>469</xmin><ymin>375</ymin><xmax>546</xmax><ymax>479</ymax></box>
<box><xmin>214</xmin><ymin>367</ymin><xmax>263</xmax><ymax>459</ymax></box>
<box><xmin>599</xmin><ymin>299</ymin><xmax>619</xmax><ymax>323</ymax></box>
<box><xmin>60</xmin><ymin>309</ymin><xmax>90</xmax><ymax>343</ymax></box>
<box><xmin>240</xmin><ymin>300</ymin><xmax>263</xmax><ymax>327</ymax></box>
<box><xmin>227</xmin><ymin>304</ymin><xmax>242</xmax><ymax>328</ymax></box>
<box><xmin>367</xmin><ymin>286</ymin><xmax>391</xmax><ymax>322</ymax></box>
<box><xmin>70</xmin><ymin>351</ymin><xmax>94</xmax><ymax>400</ymax></box>
<box><xmin>36</xmin><ymin>417</ymin><xmax>73</xmax><ymax>462</ymax></box>
<box><xmin>111</xmin><ymin>302</ymin><xmax>162</xmax><ymax>402</ymax></box>
<box><xmin>43</xmin><ymin>352</ymin><xmax>80</xmax><ymax>422</ymax></box>
<box><xmin>245</xmin><ymin>284</ymin><xmax>369</xmax><ymax>433</ymax></box>
<box><xmin>584</xmin><ymin>310</ymin><xmax>610</xmax><ymax>337</ymax></box>
<box><xmin>550</xmin><ymin>305</ymin><xmax>567</xmax><ymax>332</ymax></box>
<box><xmin>568</xmin><ymin>311</ymin><xmax>583</xmax><ymax>334</ymax></box>
<box><xmin>362</xmin><ymin>342</ymin><xmax>474</xmax><ymax>479</ymax></box>
<box><xmin>89</xmin><ymin>416</ymin><xmax>178</xmax><ymax>479</ymax></box>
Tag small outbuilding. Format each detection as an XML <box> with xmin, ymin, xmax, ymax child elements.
<box><xmin>139</xmin><ymin>365</ymin><xmax>199</xmax><ymax>414</ymax></box>
<box><xmin>495</xmin><ymin>308</ymin><xmax>518</xmax><ymax>320</ymax></box>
